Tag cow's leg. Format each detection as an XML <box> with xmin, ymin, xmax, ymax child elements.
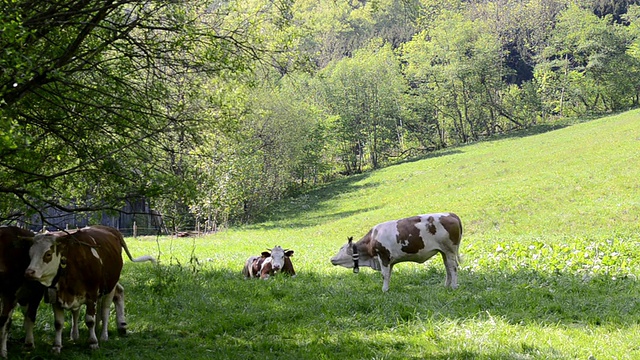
<box><xmin>19</xmin><ymin>283</ymin><xmax>43</xmax><ymax>350</ymax></box>
<box><xmin>0</xmin><ymin>296</ymin><xmax>16</xmax><ymax>359</ymax></box>
<box><xmin>260</xmin><ymin>262</ymin><xmax>273</xmax><ymax>280</ymax></box>
<box><xmin>23</xmin><ymin>308</ymin><xmax>35</xmax><ymax>349</ymax></box>
<box><xmin>113</xmin><ymin>283</ymin><xmax>127</xmax><ymax>336</ymax></box>
<box><xmin>52</xmin><ymin>304</ymin><xmax>65</xmax><ymax>354</ymax></box>
<box><xmin>23</xmin><ymin>303</ymin><xmax>38</xmax><ymax>348</ymax></box>
<box><xmin>70</xmin><ymin>308</ymin><xmax>80</xmax><ymax>341</ymax></box>
<box><xmin>98</xmin><ymin>289</ymin><xmax>116</xmax><ymax>342</ymax></box>
<box><xmin>380</xmin><ymin>264</ymin><xmax>393</xmax><ymax>292</ymax></box>
<box><xmin>441</xmin><ymin>251</ymin><xmax>459</xmax><ymax>289</ymax></box>
<box><xmin>84</xmin><ymin>301</ymin><xmax>99</xmax><ymax>350</ymax></box>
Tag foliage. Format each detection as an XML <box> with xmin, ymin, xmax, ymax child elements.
<box><xmin>3</xmin><ymin>0</ymin><xmax>640</xmax><ymax>228</ymax></box>
<box><xmin>535</xmin><ymin>4</ymin><xmax>640</xmax><ymax>115</ymax></box>
<box><xmin>0</xmin><ymin>0</ymin><xmax>267</xmax><ymax>224</ymax></box>
<box><xmin>402</xmin><ymin>10</ymin><xmax>533</xmax><ymax>146</ymax></box>
<box><xmin>188</xmin><ymin>74</ymin><xmax>336</xmax><ymax>225</ymax></box>
<box><xmin>318</xmin><ymin>39</ymin><xmax>406</xmax><ymax>173</ymax></box>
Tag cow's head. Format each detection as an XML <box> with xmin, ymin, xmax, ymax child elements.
<box><xmin>330</xmin><ymin>237</ymin><xmax>359</xmax><ymax>273</ymax></box>
<box><xmin>24</xmin><ymin>233</ymin><xmax>65</xmax><ymax>286</ymax></box>
<box><xmin>262</xmin><ymin>245</ymin><xmax>294</xmax><ymax>271</ymax></box>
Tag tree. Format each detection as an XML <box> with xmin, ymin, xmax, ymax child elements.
<box><xmin>402</xmin><ymin>10</ymin><xmax>528</xmax><ymax>146</ymax></box>
<box><xmin>536</xmin><ymin>4</ymin><xmax>638</xmax><ymax>115</ymax></box>
<box><xmin>318</xmin><ymin>39</ymin><xmax>406</xmax><ymax>173</ymax></box>
<box><xmin>623</xmin><ymin>5</ymin><xmax>640</xmax><ymax>105</ymax></box>
<box><xmin>0</xmin><ymin>0</ymin><xmax>274</xmax><ymax>225</ymax></box>
<box><xmin>292</xmin><ymin>0</ymin><xmax>422</xmax><ymax>68</ymax></box>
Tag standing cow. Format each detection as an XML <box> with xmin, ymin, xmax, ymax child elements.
<box><xmin>330</xmin><ymin>213</ymin><xmax>462</xmax><ymax>292</ymax></box>
<box><xmin>0</xmin><ymin>226</ymin><xmax>45</xmax><ymax>358</ymax></box>
<box><xmin>242</xmin><ymin>246</ymin><xmax>296</xmax><ymax>279</ymax></box>
<box><xmin>24</xmin><ymin>225</ymin><xmax>155</xmax><ymax>353</ymax></box>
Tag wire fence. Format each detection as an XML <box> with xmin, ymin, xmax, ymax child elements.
<box><xmin>23</xmin><ymin>219</ymin><xmax>222</xmax><ymax>238</ymax></box>
<box><xmin>10</xmin><ymin>199</ymin><xmax>228</xmax><ymax>238</ymax></box>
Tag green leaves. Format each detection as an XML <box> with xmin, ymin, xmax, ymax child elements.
<box><xmin>469</xmin><ymin>238</ymin><xmax>639</xmax><ymax>280</ymax></box>
<box><xmin>536</xmin><ymin>3</ymin><xmax>639</xmax><ymax>115</ymax></box>
<box><xmin>318</xmin><ymin>40</ymin><xmax>406</xmax><ymax>172</ymax></box>
<box><xmin>0</xmin><ymin>0</ymin><xmax>274</xmax><ymax>224</ymax></box>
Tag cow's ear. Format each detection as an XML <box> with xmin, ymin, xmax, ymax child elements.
<box><xmin>54</xmin><ymin>238</ymin><xmax>67</xmax><ymax>250</ymax></box>
<box><xmin>14</xmin><ymin>236</ymin><xmax>34</xmax><ymax>248</ymax></box>
<box><xmin>285</xmin><ymin>250</ymin><xmax>294</xmax><ymax>257</ymax></box>
<box><xmin>261</xmin><ymin>251</ymin><xmax>271</xmax><ymax>258</ymax></box>
<box><xmin>348</xmin><ymin>236</ymin><xmax>353</xmax><ymax>244</ymax></box>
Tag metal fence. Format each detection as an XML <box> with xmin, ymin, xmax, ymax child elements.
<box><xmin>17</xmin><ymin>199</ymin><xmax>167</xmax><ymax>236</ymax></box>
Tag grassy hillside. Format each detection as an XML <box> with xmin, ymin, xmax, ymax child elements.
<box><xmin>10</xmin><ymin>110</ymin><xmax>640</xmax><ymax>359</ymax></box>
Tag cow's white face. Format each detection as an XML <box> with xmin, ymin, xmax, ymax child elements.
<box><xmin>330</xmin><ymin>240</ymin><xmax>355</xmax><ymax>268</ymax></box>
<box><xmin>268</xmin><ymin>246</ymin><xmax>286</xmax><ymax>271</ymax></box>
<box><xmin>25</xmin><ymin>234</ymin><xmax>62</xmax><ymax>286</ymax></box>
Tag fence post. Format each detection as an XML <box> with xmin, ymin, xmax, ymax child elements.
<box><xmin>133</xmin><ymin>221</ymin><xmax>137</xmax><ymax>238</ymax></box>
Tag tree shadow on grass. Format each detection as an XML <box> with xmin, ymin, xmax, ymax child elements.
<box><xmin>250</xmin><ymin>171</ymin><xmax>382</xmax><ymax>230</ymax></box>
<box><xmin>12</xmin><ymin>262</ymin><xmax>631</xmax><ymax>359</ymax></box>
<box><xmin>249</xmin><ymin>205</ymin><xmax>384</xmax><ymax>231</ymax></box>
<box><xmin>103</xmin><ymin>263</ymin><xmax>640</xmax><ymax>359</ymax></box>
<box><xmin>386</xmin><ymin>148</ymin><xmax>463</xmax><ymax>167</ymax></box>
<box><xmin>252</xmin><ymin>149</ymin><xmax>467</xmax><ymax>231</ymax></box>
<box><xmin>15</xmin><ymin>262</ymin><xmax>630</xmax><ymax>358</ymax></box>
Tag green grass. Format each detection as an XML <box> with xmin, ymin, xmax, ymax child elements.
<box><xmin>7</xmin><ymin>110</ymin><xmax>640</xmax><ymax>359</ymax></box>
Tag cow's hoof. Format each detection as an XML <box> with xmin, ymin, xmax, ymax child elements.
<box><xmin>118</xmin><ymin>327</ymin><xmax>127</xmax><ymax>336</ymax></box>
<box><xmin>52</xmin><ymin>345</ymin><xmax>62</xmax><ymax>354</ymax></box>
<box><xmin>24</xmin><ymin>342</ymin><xmax>35</xmax><ymax>349</ymax></box>
<box><xmin>89</xmin><ymin>343</ymin><xmax>99</xmax><ymax>350</ymax></box>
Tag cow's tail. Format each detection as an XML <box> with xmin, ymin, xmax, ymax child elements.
<box><xmin>120</xmin><ymin>236</ymin><xmax>156</xmax><ymax>264</ymax></box>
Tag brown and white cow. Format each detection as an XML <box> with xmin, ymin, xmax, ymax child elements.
<box><xmin>330</xmin><ymin>213</ymin><xmax>462</xmax><ymax>292</ymax></box>
<box><xmin>24</xmin><ymin>225</ymin><xmax>155</xmax><ymax>353</ymax></box>
<box><xmin>0</xmin><ymin>226</ymin><xmax>45</xmax><ymax>358</ymax></box>
<box><xmin>242</xmin><ymin>246</ymin><xmax>296</xmax><ymax>279</ymax></box>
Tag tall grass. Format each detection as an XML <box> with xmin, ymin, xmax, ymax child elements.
<box><xmin>8</xmin><ymin>110</ymin><xmax>640</xmax><ymax>359</ymax></box>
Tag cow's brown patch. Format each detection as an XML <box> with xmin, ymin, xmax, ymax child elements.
<box><xmin>396</xmin><ymin>216</ymin><xmax>424</xmax><ymax>254</ymax></box>
<box><xmin>375</xmin><ymin>242</ymin><xmax>392</xmax><ymax>267</ymax></box>
<box><xmin>440</xmin><ymin>213</ymin><xmax>462</xmax><ymax>245</ymax></box>
<box><xmin>426</xmin><ymin>216</ymin><xmax>437</xmax><ymax>235</ymax></box>
<box><xmin>359</xmin><ymin>230</ymin><xmax>376</xmax><ymax>257</ymax></box>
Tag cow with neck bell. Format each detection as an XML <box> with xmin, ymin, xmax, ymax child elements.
<box><xmin>331</xmin><ymin>213</ymin><xmax>462</xmax><ymax>292</ymax></box>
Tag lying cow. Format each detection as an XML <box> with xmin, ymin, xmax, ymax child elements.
<box><xmin>330</xmin><ymin>213</ymin><xmax>462</xmax><ymax>292</ymax></box>
<box><xmin>24</xmin><ymin>225</ymin><xmax>155</xmax><ymax>353</ymax></box>
<box><xmin>242</xmin><ymin>246</ymin><xmax>295</xmax><ymax>279</ymax></box>
<box><xmin>0</xmin><ymin>226</ymin><xmax>45</xmax><ymax>358</ymax></box>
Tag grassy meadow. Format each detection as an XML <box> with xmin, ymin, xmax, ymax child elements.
<box><xmin>8</xmin><ymin>110</ymin><xmax>640</xmax><ymax>359</ymax></box>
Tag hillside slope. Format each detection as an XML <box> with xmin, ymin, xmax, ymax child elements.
<box><xmin>252</xmin><ymin>109</ymin><xmax>639</xmax><ymax>246</ymax></box>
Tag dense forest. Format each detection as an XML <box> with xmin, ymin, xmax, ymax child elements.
<box><xmin>1</xmin><ymin>0</ymin><xmax>640</xmax><ymax>231</ymax></box>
